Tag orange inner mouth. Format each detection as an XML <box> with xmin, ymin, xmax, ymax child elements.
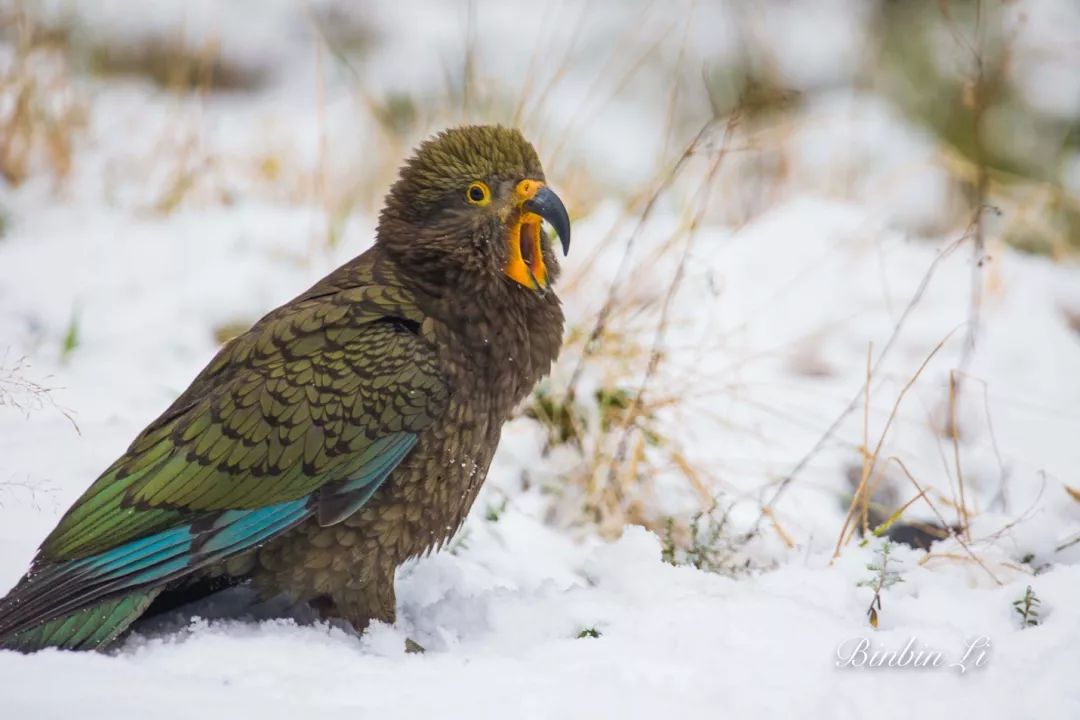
<box><xmin>505</xmin><ymin>212</ymin><xmax>547</xmax><ymax>290</ymax></box>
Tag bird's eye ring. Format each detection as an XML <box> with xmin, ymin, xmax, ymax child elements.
<box><xmin>466</xmin><ymin>181</ymin><xmax>491</xmax><ymax>206</ymax></box>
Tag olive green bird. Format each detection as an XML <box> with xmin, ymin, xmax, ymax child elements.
<box><xmin>0</xmin><ymin>125</ymin><xmax>570</xmax><ymax>652</ymax></box>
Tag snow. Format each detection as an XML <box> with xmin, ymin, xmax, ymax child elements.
<box><xmin>3</xmin><ymin>1</ymin><xmax>1080</xmax><ymax>717</ymax></box>
<box><xmin>4</xmin><ymin>527</ymin><xmax>1080</xmax><ymax>718</ymax></box>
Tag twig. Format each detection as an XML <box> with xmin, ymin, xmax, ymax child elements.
<box><xmin>516</xmin><ymin>1</ymin><xmax>592</xmax><ymax>131</ymax></box>
<box><xmin>833</xmin><ymin>326</ymin><xmax>965</xmax><ymax>557</ymax></box>
<box><xmin>562</xmin><ymin>118</ymin><xmax>717</xmax><ymax>402</ymax></box>
<box><xmin>0</xmin><ymin>351</ymin><xmax>79</xmax><ymax>432</ymax></box>
<box><xmin>947</xmin><ymin>370</ymin><xmax>971</xmax><ymax>538</ymax></box>
<box><xmin>859</xmin><ymin>342</ymin><xmax>872</xmax><ymax>533</ymax></box>
<box><xmin>461</xmin><ymin>0</ymin><xmax>477</xmax><ymax>119</ymax></box>
<box><xmin>871</xmin><ymin>488</ymin><xmax>929</xmax><ymax>537</ymax></box>
<box><xmin>601</xmin><ymin>110</ymin><xmax>739</xmax><ymax>503</ymax></box>
<box><xmin>889</xmin><ymin>456</ymin><xmax>1002</xmax><ymax>585</ymax></box>
<box><xmin>754</xmin><ymin>228</ymin><xmax>971</xmax><ymax>531</ymax></box>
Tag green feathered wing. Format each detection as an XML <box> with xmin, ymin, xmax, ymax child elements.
<box><xmin>0</xmin><ymin>282</ymin><xmax>449</xmax><ymax>651</ymax></box>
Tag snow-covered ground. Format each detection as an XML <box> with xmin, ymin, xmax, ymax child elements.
<box><xmin>2</xmin><ymin>1</ymin><xmax>1080</xmax><ymax>718</ymax></box>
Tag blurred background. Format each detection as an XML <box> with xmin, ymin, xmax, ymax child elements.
<box><xmin>3</xmin><ymin>0</ymin><xmax>1080</xmax><ymax>574</ymax></box>
<box><xmin>5</xmin><ymin>0</ymin><xmax>1080</xmax><ymax>244</ymax></box>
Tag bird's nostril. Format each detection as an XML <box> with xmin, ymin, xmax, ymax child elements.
<box><xmin>515</xmin><ymin>179</ymin><xmax>539</xmax><ymax>201</ymax></box>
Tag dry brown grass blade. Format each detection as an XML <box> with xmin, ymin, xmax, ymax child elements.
<box><xmin>947</xmin><ymin>370</ymin><xmax>972</xmax><ymax>539</ymax></box>
<box><xmin>832</xmin><ymin>326</ymin><xmax>964</xmax><ymax>558</ymax></box>
<box><xmin>671</xmin><ymin>450</ymin><xmax>715</xmax><ymax>508</ymax></box>
<box><xmin>761</xmin><ymin>506</ymin><xmax>795</xmax><ymax>549</ymax></box>
<box><xmin>562</xmin><ymin>118</ymin><xmax>717</xmax><ymax>402</ymax></box>
<box><xmin>890</xmin><ymin>456</ymin><xmax>1001</xmax><ymax>585</ymax></box>
<box><xmin>602</xmin><ymin>109</ymin><xmax>739</xmax><ymax>505</ymax></box>
<box><xmin>513</xmin><ymin>0</ymin><xmax>592</xmax><ymax>130</ymax></box>
<box><xmin>755</xmin><ymin>226</ymin><xmax>973</xmax><ymax>532</ymax></box>
<box><xmin>542</xmin><ymin>2</ymin><xmax>670</xmax><ymax>163</ymax></box>
<box><xmin>858</xmin><ymin>342</ymin><xmax>873</xmax><ymax>534</ymax></box>
<box><xmin>871</xmin><ymin>488</ymin><xmax>930</xmax><ymax>538</ymax></box>
<box><xmin>0</xmin><ymin>353</ymin><xmax>79</xmax><ymax>433</ymax></box>
<box><xmin>0</xmin><ymin>5</ymin><xmax>86</xmax><ymax>189</ymax></box>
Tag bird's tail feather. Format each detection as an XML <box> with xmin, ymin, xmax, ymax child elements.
<box><xmin>0</xmin><ymin>498</ymin><xmax>313</xmax><ymax>650</ymax></box>
<box><xmin>0</xmin><ymin>589</ymin><xmax>159</xmax><ymax>652</ymax></box>
<box><xmin>0</xmin><ymin>443</ymin><xmax>410</xmax><ymax>652</ymax></box>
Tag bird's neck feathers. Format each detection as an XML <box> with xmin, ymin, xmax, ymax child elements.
<box><xmin>370</xmin><ymin>229</ymin><xmax>564</xmax><ymax>401</ymax></box>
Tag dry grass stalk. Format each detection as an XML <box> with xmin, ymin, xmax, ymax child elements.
<box><xmin>0</xmin><ymin>353</ymin><xmax>78</xmax><ymax>431</ymax></box>
<box><xmin>891</xmin><ymin>456</ymin><xmax>1001</xmax><ymax>584</ymax></box>
<box><xmin>0</xmin><ymin>476</ymin><xmax>60</xmax><ymax>512</ymax></box>
<box><xmin>833</xmin><ymin>327</ymin><xmax>963</xmax><ymax>558</ymax></box>
<box><xmin>602</xmin><ymin>112</ymin><xmax>739</xmax><ymax>505</ymax></box>
<box><xmin>0</xmin><ymin>6</ymin><xmax>86</xmax><ymax>188</ymax></box>
<box><xmin>562</xmin><ymin>119</ymin><xmax>718</xmax><ymax>403</ymax></box>
<box><xmin>946</xmin><ymin>370</ymin><xmax>972</xmax><ymax>539</ymax></box>
<box><xmin>757</xmin><ymin>225</ymin><xmax>973</xmax><ymax>532</ymax></box>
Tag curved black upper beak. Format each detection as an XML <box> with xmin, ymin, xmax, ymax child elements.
<box><xmin>523</xmin><ymin>186</ymin><xmax>571</xmax><ymax>256</ymax></box>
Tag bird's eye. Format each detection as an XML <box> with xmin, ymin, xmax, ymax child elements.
<box><xmin>466</xmin><ymin>181</ymin><xmax>491</xmax><ymax>206</ymax></box>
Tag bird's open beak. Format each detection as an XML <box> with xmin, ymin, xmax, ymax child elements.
<box><xmin>504</xmin><ymin>180</ymin><xmax>571</xmax><ymax>291</ymax></box>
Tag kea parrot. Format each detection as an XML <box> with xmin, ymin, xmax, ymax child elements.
<box><xmin>0</xmin><ymin>125</ymin><xmax>571</xmax><ymax>652</ymax></box>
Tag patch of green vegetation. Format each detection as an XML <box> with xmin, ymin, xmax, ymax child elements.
<box><xmin>484</xmin><ymin>496</ymin><xmax>508</xmax><ymax>523</ymax></box>
<box><xmin>371</xmin><ymin>93</ymin><xmax>419</xmax><ymax>137</ymax></box>
<box><xmin>873</xmin><ymin>0</ymin><xmax>1080</xmax><ymax>254</ymax></box>
<box><xmin>1012</xmin><ymin>585</ymin><xmax>1041</xmax><ymax>628</ymax></box>
<box><xmin>87</xmin><ymin>38</ymin><xmax>268</xmax><ymax>92</ymax></box>
<box><xmin>594</xmin><ymin>387</ymin><xmax>661</xmax><ymax>446</ymax></box>
<box><xmin>446</xmin><ymin>526</ymin><xmax>471</xmax><ymax>556</ymax></box>
<box><xmin>660</xmin><ymin>504</ymin><xmax>743</xmax><ymax>575</ymax></box>
<box><xmin>60</xmin><ymin>310</ymin><xmax>80</xmax><ymax>363</ymax></box>
<box><xmin>857</xmin><ymin>542</ymin><xmax>905</xmax><ymax>629</ymax></box>
<box><xmin>524</xmin><ymin>383</ymin><xmax>661</xmax><ymax>450</ymax></box>
<box><xmin>524</xmin><ymin>383</ymin><xmax>586</xmax><ymax>448</ymax></box>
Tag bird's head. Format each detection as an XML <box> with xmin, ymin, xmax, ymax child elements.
<box><xmin>377</xmin><ymin>125</ymin><xmax>571</xmax><ymax>293</ymax></box>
